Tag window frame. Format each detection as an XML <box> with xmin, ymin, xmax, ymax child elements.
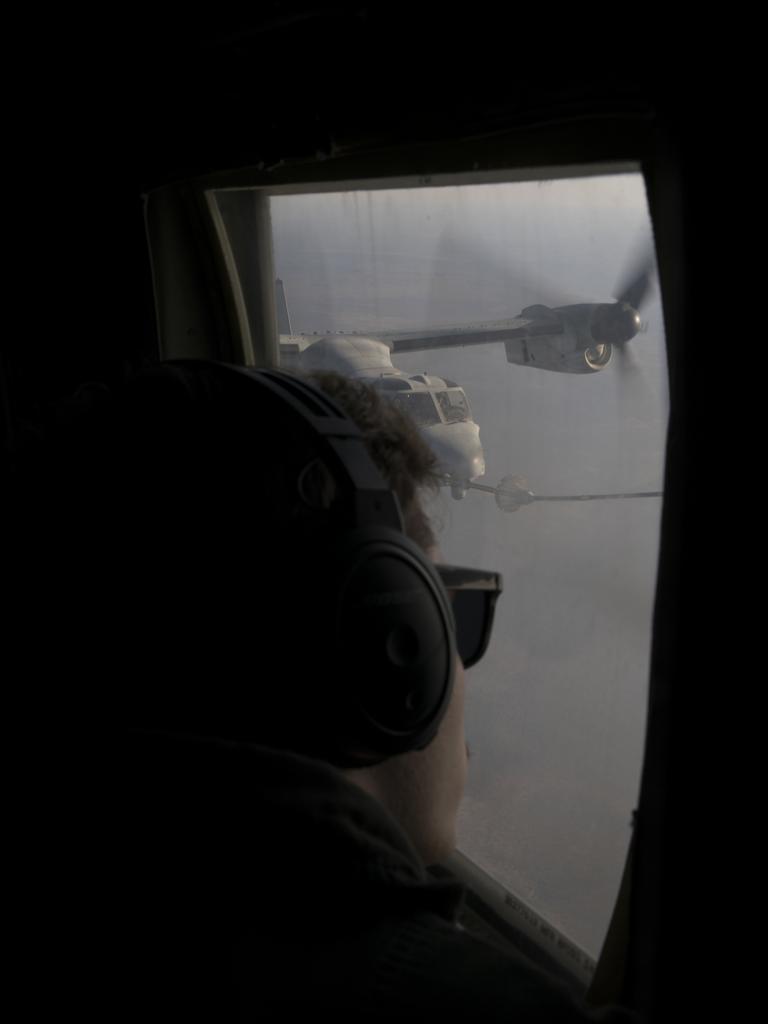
<box><xmin>142</xmin><ymin>113</ymin><xmax>684</xmax><ymax>1011</ymax></box>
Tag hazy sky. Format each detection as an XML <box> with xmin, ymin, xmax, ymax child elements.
<box><xmin>271</xmin><ymin>174</ymin><xmax>657</xmax><ymax>327</ymax></box>
<box><xmin>270</xmin><ymin>173</ymin><xmax>668</xmax><ymax>956</ymax></box>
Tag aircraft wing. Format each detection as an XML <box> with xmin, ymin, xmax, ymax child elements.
<box><xmin>371</xmin><ymin>316</ymin><xmax>563</xmax><ymax>355</ymax></box>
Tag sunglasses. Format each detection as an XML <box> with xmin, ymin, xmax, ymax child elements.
<box><xmin>435</xmin><ymin>564</ymin><xmax>503</xmax><ymax>669</ymax></box>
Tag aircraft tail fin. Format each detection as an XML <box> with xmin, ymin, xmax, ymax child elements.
<box><xmin>275</xmin><ymin>279</ymin><xmax>292</xmax><ymax>335</ymax></box>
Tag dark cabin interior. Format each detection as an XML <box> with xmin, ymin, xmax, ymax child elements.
<box><xmin>4</xmin><ymin>8</ymin><xmax>726</xmax><ymax>1022</ymax></box>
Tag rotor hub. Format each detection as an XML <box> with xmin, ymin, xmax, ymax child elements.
<box><xmin>590</xmin><ymin>303</ymin><xmax>642</xmax><ymax>346</ymax></box>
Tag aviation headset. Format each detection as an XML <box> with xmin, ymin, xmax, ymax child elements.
<box><xmin>150</xmin><ymin>360</ymin><xmax>457</xmax><ymax>769</ymax></box>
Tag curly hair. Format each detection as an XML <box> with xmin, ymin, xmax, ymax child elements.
<box><xmin>307</xmin><ymin>372</ymin><xmax>442</xmax><ymax>552</ymax></box>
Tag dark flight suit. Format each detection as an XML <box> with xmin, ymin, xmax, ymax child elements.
<box><xmin>115</xmin><ymin>732</ymin><xmax>637</xmax><ymax>1022</ymax></box>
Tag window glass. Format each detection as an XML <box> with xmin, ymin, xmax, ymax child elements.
<box><xmin>262</xmin><ymin>173</ymin><xmax>667</xmax><ymax>957</ymax></box>
<box><xmin>384</xmin><ymin>389</ymin><xmax>441</xmax><ymax>426</ymax></box>
<box><xmin>436</xmin><ymin>388</ymin><xmax>471</xmax><ymax>424</ymax></box>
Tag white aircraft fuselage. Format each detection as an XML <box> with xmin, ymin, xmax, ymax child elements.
<box><xmin>279</xmin><ymin>335</ymin><xmax>485</xmax><ymax>497</ymax></box>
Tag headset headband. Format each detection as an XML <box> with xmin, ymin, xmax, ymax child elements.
<box><xmin>181</xmin><ymin>362</ymin><xmax>404</xmax><ymax>534</ymax></box>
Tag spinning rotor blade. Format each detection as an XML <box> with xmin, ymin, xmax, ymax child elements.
<box><xmin>613</xmin><ymin>328</ymin><xmax>655</xmax><ymax>409</ymax></box>
<box><xmin>614</xmin><ymin>246</ymin><xmax>656</xmax><ymax>312</ymax></box>
<box><xmin>429</xmin><ymin>227</ymin><xmax>584</xmax><ymax>319</ymax></box>
<box><xmin>615</xmin><ymin>341</ymin><xmax>637</xmax><ymax>372</ymax></box>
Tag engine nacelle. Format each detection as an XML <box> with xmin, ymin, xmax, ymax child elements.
<box><xmin>504</xmin><ymin>336</ymin><xmax>612</xmax><ymax>374</ymax></box>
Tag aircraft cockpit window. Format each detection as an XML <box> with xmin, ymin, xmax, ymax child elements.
<box><xmin>436</xmin><ymin>388</ymin><xmax>471</xmax><ymax>424</ymax></box>
<box><xmin>386</xmin><ymin>390</ymin><xmax>441</xmax><ymax>426</ymax></box>
<box><xmin>211</xmin><ymin>169</ymin><xmax>668</xmax><ymax>967</ymax></box>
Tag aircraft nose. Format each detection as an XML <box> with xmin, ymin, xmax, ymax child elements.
<box><xmin>450</xmin><ymin>451</ymin><xmax>484</xmax><ymax>482</ymax></box>
<box><xmin>467</xmin><ymin>453</ymin><xmax>485</xmax><ymax>479</ymax></box>
<box><xmin>428</xmin><ymin>426</ymin><xmax>485</xmax><ymax>484</ymax></box>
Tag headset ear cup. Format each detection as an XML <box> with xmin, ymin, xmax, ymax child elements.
<box><xmin>318</xmin><ymin>527</ymin><xmax>456</xmax><ymax>766</ymax></box>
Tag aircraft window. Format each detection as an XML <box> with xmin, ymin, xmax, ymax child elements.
<box><xmin>436</xmin><ymin>388</ymin><xmax>471</xmax><ymax>424</ymax></box>
<box><xmin>386</xmin><ymin>390</ymin><xmax>442</xmax><ymax>426</ymax></box>
<box><xmin>216</xmin><ymin>171</ymin><xmax>667</xmax><ymax>961</ymax></box>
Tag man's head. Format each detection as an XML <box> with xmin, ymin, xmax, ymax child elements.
<box><xmin>21</xmin><ymin>361</ymin><xmax>469</xmax><ymax>863</ymax></box>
